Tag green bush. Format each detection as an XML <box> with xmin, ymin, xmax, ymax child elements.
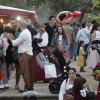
<box><xmin>93</xmin><ymin>16</ymin><xmax>100</xmax><ymax>23</ymax></box>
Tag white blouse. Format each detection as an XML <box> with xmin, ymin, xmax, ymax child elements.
<box><xmin>35</xmin><ymin>31</ymin><xmax>48</xmax><ymax>47</ymax></box>
<box><xmin>59</xmin><ymin>78</ymin><xmax>73</xmax><ymax>100</ymax></box>
<box><xmin>58</xmin><ymin>35</ymin><xmax>63</xmax><ymax>46</ymax></box>
<box><xmin>95</xmin><ymin>31</ymin><xmax>100</xmax><ymax>40</ymax></box>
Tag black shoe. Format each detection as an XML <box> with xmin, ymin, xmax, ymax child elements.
<box><xmin>18</xmin><ymin>89</ymin><xmax>27</xmax><ymax>93</ymax></box>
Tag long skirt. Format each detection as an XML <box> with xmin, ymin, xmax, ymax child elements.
<box><xmin>89</xmin><ymin>48</ymin><xmax>100</xmax><ymax>69</ymax></box>
<box><xmin>32</xmin><ymin>46</ymin><xmax>51</xmax><ymax>82</ymax></box>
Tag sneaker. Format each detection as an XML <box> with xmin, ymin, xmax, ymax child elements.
<box><xmin>23</xmin><ymin>90</ymin><xmax>29</xmax><ymax>96</ymax></box>
<box><xmin>23</xmin><ymin>90</ymin><xmax>38</xmax><ymax>96</ymax></box>
<box><xmin>80</xmin><ymin>69</ymin><xmax>86</xmax><ymax>72</ymax></box>
<box><xmin>27</xmin><ymin>90</ymin><xmax>38</xmax><ymax>96</ymax></box>
<box><xmin>15</xmin><ymin>85</ymin><xmax>20</xmax><ymax>90</ymax></box>
<box><xmin>4</xmin><ymin>84</ymin><xmax>9</xmax><ymax>89</ymax></box>
<box><xmin>0</xmin><ymin>84</ymin><xmax>4</xmax><ymax>89</ymax></box>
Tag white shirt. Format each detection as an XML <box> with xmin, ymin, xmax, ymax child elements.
<box><xmin>59</xmin><ymin>78</ymin><xmax>73</xmax><ymax>100</ymax></box>
<box><xmin>12</xmin><ymin>29</ymin><xmax>33</xmax><ymax>55</ymax></box>
<box><xmin>76</xmin><ymin>28</ymin><xmax>90</xmax><ymax>44</ymax></box>
<box><xmin>95</xmin><ymin>31</ymin><xmax>100</xmax><ymax>40</ymax></box>
<box><xmin>58</xmin><ymin>35</ymin><xmax>63</xmax><ymax>46</ymax></box>
<box><xmin>35</xmin><ymin>32</ymin><xmax>48</xmax><ymax>47</ymax></box>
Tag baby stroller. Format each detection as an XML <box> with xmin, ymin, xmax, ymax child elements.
<box><xmin>37</xmin><ymin>48</ymin><xmax>81</xmax><ymax>94</ymax></box>
<box><xmin>34</xmin><ymin>38</ymin><xmax>80</xmax><ymax>94</ymax></box>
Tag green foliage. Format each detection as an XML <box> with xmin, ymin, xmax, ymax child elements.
<box><xmin>92</xmin><ymin>0</ymin><xmax>100</xmax><ymax>11</ymax></box>
<box><xmin>93</xmin><ymin>16</ymin><xmax>100</xmax><ymax>23</ymax></box>
<box><xmin>0</xmin><ymin>0</ymin><xmax>99</xmax><ymax>23</ymax></box>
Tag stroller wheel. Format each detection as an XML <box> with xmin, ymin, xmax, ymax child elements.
<box><xmin>49</xmin><ymin>81</ymin><xmax>60</xmax><ymax>94</ymax></box>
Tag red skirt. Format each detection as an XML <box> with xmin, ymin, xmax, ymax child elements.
<box><xmin>32</xmin><ymin>46</ymin><xmax>51</xmax><ymax>81</ymax></box>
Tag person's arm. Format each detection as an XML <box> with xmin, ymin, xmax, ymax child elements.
<box><xmin>5</xmin><ymin>32</ymin><xmax>25</xmax><ymax>46</ymax></box>
<box><xmin>86</xmin><ymin>85</ymin><xmax>96</xmax><ymax>99</ymax></box>
<box><xmin>72</xmin><ymin>29</ymin><xmax>75</xmax><ymax>43</ymax></box>
<box><xmin>75</xmin><ymin>30</ymin><xmax>80</xmax><ymax>43</ymax></box>
<box><xmin>59</xmin><ymin>80</ymin><xmax>67</xmax><ymax>100</ymax></box>
<box><xmin>64</xmin><ymin>35</ymin><xmax>70</xmax><ymax>52</ymax></box>
<box><xmin>91</xmin><ymin>31</ymin><xmax>96</xmax><ymax>40</ymax></box>
<box><xmin>95</xmin><ymin>73</ymin><xmax>100</xmax><ymax>81</ymax></box>
<box><xmin>82</xmin><ymin>49</ymin><xmax>86</xmax><ymax>55</ymax></box>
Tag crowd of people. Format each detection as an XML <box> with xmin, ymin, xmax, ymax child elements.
<box><xmin>0</xmin><ymin>15</ymin><xmax>100</xmax><ymax>99</ymax></box>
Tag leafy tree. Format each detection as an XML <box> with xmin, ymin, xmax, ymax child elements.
<box><xmin>46</xmin><ymin>0</ymin><xmax>93</xmax><ymax>22</ymax></box>
<box><xmin>92</xmin><ymin>0</ymin><xmax>100</xmax><ymax>11</ymax></box>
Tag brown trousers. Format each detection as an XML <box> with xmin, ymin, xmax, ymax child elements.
<box><xmin>19</xmin><ymin>53</ymin><xmax>33</xmax><ymax>90</ymax></box>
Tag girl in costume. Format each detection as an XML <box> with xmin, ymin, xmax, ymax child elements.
<box><xmin>77</xmin><ymin>41</ymin><xmax>87</xmax><ymax>72</ymax></box>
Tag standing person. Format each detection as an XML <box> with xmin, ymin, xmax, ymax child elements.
<box><xmin>94</xmin><ymin>62</ymin><xmax>100</xmax><ymax>100</ymax></box>
<box><xmin>71</xmin><ymin>20</ymin><xmax>79</xmax><ymax>60</ymax></box>
<box><xmin>5</xmin><ymin>19</ymin><xmax>34</xmax><ymax>95</ymax></box>
<box><xmin>53</xmin><ymin>25</ymin><xmax>70</xmax><ymax>64</ymax></box>
<box><xmin>63</xmin><ymin>22</ymin><xmax>75</xmax><ymax>60</ymax></box>
<box><xmin>0</xmin><ymin>26</ymin><xmax>9</xmax><ymax>89</ymax></box>
<box><xmin>45</xmin><ymin>16</ymin><xmax>56</xmax><ymax>47</ymax></box>
<box><xmin>26</xmin><ymin>19</ymin><xmax>37</xmax><ymax>54</ymax></box>
<box><xmin>77</xmin><ymin>41</ymin><xmax>87</xmax><ymax>72</ymax></box>
<box><xmin>32</xmin><ymin>23</ymin><xmax>50</xmax><ymax>82</ymax></box>
<box><xmin>76</xmin><ymin>23</ymin><xmax>90</xmax><ymax>60</ymax></box>
<box><xmin>59</xmin><ymin>68</ymin><xmax>76</xmax><ymax>100</ymax></box>
<box><xmin>73</xmin><ymin>77</ymin><xmax>95</xmax><ymax>100</ymax></box>
<box><xmin>89</xmin><ymin>23</ymin><xmax>100</xmax><ymax>75</ymax></box>
<box><xmin>6</xmin><ymin>18</ymin><xmax>21</xmax><ymax>90</ymax></box>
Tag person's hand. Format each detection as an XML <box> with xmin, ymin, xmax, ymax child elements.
<box><xmin>4</xmin><ymin>33</ymin><xmax>11</xmax><ymax>39</ymax></box>
<box><xmin>87</xmin><ymin>84</ymin><xmax>93</xmax><ymax>92</ymax></box>
<box><xmin>54</xmin><ymin>32</ymin><xmax>58</xmax><ymax>38</ymax></box>
<box><xmin>95</xmin><ymin>73</ymin><xmax>100</xmax><ymax>81</ymax></box>
<box><xmin>0</xmin><ymin>44</ymin><xmax>4</xmax><ymax>49</ymax></box>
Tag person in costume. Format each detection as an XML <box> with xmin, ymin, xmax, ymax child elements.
<box><xmin>94</xmin><ymin>62</ymin><xmax>100</xmax><ymax>100</ymax></box>
<box><xmin>32</xmin><ymin>23</ymin><xmax>50</xmax><ymax>82</ymax></box>
<box><xmin>77</xmin><ymin>41</ymin><xmax>87</xmax><ymax>72</ymax></box>
<box><xmin>89</xmin><ymin>23</ymin><xmax>100</xmax><ymax>76</ymax></box>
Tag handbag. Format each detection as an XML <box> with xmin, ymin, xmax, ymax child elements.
<box><xmin>36</xmin><ymin>52</ymin><xmax>49</xmax><ymax>69</ymax></box>
<box><xmin>44</xmin><ymin>63</ymin><xmax>57</xmax><ymax>78</ymax></box>
<box><xmin>63</xmin><ymin>89</ymin><xmax>75</xmax><ymax>100</ymax></box>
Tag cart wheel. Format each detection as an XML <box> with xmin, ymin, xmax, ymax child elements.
<box><xmin>49</xmin><ymin>81</ymin><xmax>60</xmax><ymax>94</ymax></box>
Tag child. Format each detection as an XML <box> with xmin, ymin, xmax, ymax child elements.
<box><xmin>94</xmin><ymin>62</ymin><xmax>100</xmax><ymax>100</ymax></box>
<box><xmin>77</xmin><ymin>41</ymin><xmax>87</xmax><ymax>72</ymax></box>
<box><xmin>73</xmin><ymin>77</ymin><xmax>95</xmax><ymax>100</ymax></box>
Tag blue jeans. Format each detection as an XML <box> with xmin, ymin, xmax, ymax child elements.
<box><xmin>68</xmin><ymin>45</ymin><xmax>74</xmax><ymax>59</ymax></box>
<box><xmin>74</xmin><ymin>43</ymin><xmax>78</xmax><ymax>60</ymax></box>
<box><xmin>84</xmin><ymin>43</ymin><xmax>89</xmax><ymax>60</ymax></box>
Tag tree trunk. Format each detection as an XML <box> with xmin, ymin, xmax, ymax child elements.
<box><xmin>79</xmin><ymin>11</ymin><xmax>85</xmax><ymax>23</ymax></box>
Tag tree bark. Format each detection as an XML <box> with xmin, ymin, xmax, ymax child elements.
<box><xmin>79</xmin><ymin>11</ymin><xmax>85</xmax><ymax>23</ymax></box>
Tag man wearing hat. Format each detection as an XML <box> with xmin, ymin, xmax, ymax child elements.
<box><xmin>94</xmin><ymin>62</ymin><xmax>100</xmax><ymax>100</ymax></box>
<box><xmin>5</xmin><ymin>19</ymin><xmax>35</xmax><ymax>95</ymax></box>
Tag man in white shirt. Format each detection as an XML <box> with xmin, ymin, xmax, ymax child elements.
<box><xmin>76</xmin><ymin>23</ymin><xmax>90</xmax><ymax>59</ymax></box>
<box><xmin>5</xmin><ymin>19</ymin><xmax>34</xmax><ymax>94</ymax></box>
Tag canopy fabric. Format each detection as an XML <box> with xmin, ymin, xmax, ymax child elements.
<box><xmin>0</xmin><ymin>5</ymin><xmax>36</xmax><ymax>18</ymax></box>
